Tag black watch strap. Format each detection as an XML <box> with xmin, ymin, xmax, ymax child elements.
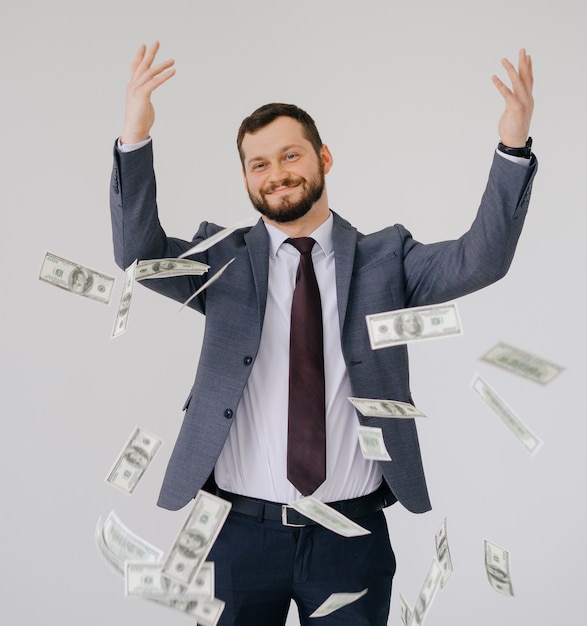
<box><xmin>498</xmin><ymin>136</ymin><xmax>532</xmax><ymax>158</ymax></box>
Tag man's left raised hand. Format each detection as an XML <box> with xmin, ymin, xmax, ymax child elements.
<box><xmin>492</xmin><ymin>49</ymin><xmax>534</xmax><ymax>148</ymax></box>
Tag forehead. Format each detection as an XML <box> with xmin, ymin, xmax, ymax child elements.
<box><xmin>241</xmin><ymin>116</ymin><xmax>310</xmax><ymax>161</ymax></box>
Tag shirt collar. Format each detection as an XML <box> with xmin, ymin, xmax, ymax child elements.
<box><xmin>264</xmin><ymin>212</ymin><xmax>334</xmax><ymax>259</ymax></box>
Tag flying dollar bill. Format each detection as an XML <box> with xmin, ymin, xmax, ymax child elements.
<box><xmin>357</xmin><ymin>426</ymin><xmax>392</xmax><ymax>461</ymax></box>
<box><xmin>471</xmin><ymin>373</ymin><xmax>543</xmax><ymax>455</ymax></box>
<box><xmin>309</xmin><ymin>588</ymin><xmax>368</xmax><ymax>618</ymax></box>
<box><xmin>105</xmin><ymin>426</ymin><xmax>162</xmax><ymax>494</ymax></box>
<box><xmin>152</xmin><ymin>594</ymin><xmax>225</xmax><ymax>626</ymax></box>
<box><xmin>39</xmin><ymin>251</ymin><xmax>115</xmax><ymax>304</ymax></box>
<box><xmin>95</xmin><ymin>511</ymin><xmax>163</xmax><ymax>577</ymax></box>
<box><xmin>178</xmin><ymin>217</ymin><xmax>257</xmax><ymax>259</ymax></box>
<box><xmin>480</xmin><ymin>342</ymin><xmax>564</xmax><ymax>385</ymax></box>
<box><xmin>289</xmin><ymin>497</ymin><xmax>371</xmax><ymax>538</ymax></box>
<box><xmin>484</xmin><ymin>540</ymin><xmax>514</xmax><ymax>596</ymax></box>
<box><xmin>135</xmin><ymin>258</ymin><xmax>210</xmax><ymax>281</ymax></box>
<box><xmin>411</xmin><ymin>559</ymin><xmax>443</xmax><ymax>626</ymax></box>
<box><xmin>349</xmin><ymin>397</ymin><xmax>426</xmax><ymax>418</ymax></box>
<box><xmin>161</xmin><ymin>491</ymin><xmax>231</xmax><ymax>585</ymax></box>
<box><xmin>180</xmin><ymin>258</ymin><xmax>236</xmax><ymax>311</ymax></box>
<box><xmin>366</xmin><ymin>303</ymin><xmax>462</xmax><ymax>350</ymax></box>
<box><xmin>111</xmin><ymin>259</ymin><xmax>137</xmax><ymax>338</ymax></box>
<box><xmin>399</xmin><ymin>592</ymin><xmax>413</xmax><ymax>626</ymax></box>
<box><xmin>435</xmin><ymin>518</ymin><xmax>453</xmax><ymax>588</ymax></box>
<box><xmin>125</xmin><ymin>561</ymin><xmax>214</xmax><ymax>600</ymax></box>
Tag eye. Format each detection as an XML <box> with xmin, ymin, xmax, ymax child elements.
<box><xmin>284</xmin><ymin>153</ymin><xmax>298</xmax><ymax>161</ymax></box>
<box><xmin>251</xmin><ymin>162</ymin><xmax>266</xmax><ymax>171</ymax></box>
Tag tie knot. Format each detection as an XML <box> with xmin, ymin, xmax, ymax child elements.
<box><xmin>286</xmin><ymin>237</ymin><xmax>315</xmax><ymax>256</ymax></box>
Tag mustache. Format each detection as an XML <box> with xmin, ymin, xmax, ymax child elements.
<box><xmin>263</xmin><ymin>176</ymin><xmax>303</xmax><ymax>194</ymax></box>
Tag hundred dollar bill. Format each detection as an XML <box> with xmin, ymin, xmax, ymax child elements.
<box><xmin>411</xmin><ymin>558</ymin><xmax>442</xmax><ymax>626</ymax></box>
<box><xmin>471</xmin><ymin>373</ymin><xmax>543</xmax><ymax>455</ymax></box>
<box><xmin>435</xmin><ymin>518</ymin><xmax>453</xmax><ymax>588</ymax></box>
<box><xmin>309</xmin><ymin>588</ymin><xmax>368</xmax><ymax>618</ymax></box>
<box><xmin>349</xmin><ymin>397</ymin><xmax>426</xmax><ymax>418</ymax></box>
<box><xmin>153</xmin><ymin>594</ymin><xmax>225</xmax><ymax>626</ymax></box>
<box><xmin>95</xmin><ymin>517</ymin><xmax>121</xmax><ymax>575</ymax></box>
<box><xmin>95</xmin><ymin>511</ymin><xmax>163</xmax><ymax>577</ymax></box>
<box><xmin>480</xmin><ymin>342</ymin><xmax>564</xmax><ymax>385</ymax></box>
<box><xmin>289</xmin><ymin>497</ymin><xmax>371</xmax><ymax>538</ymax></box>
<box><xmin>180</xmin><ymin>257</ymin><xmax>236</xmax><ymax>311</ymax></box>
<box><xmin>111</xmin><ymin>259</ymin><xmax>137</xmax><ymax>338</ymax></box>
<box><xmin>357</xmin><ymin>426</ymin><xmax>392</xmax><ymax>461</ymax></box>
<box><xmin>105</xmin><ymin>426</ymin><xmax>163</xmax><ymax>494</ymax></box>
<box><xmin>399</xmin><ymin>592</ymin><xmax>413</xmax><ymax>626</ymax></box>
<box><xmin>38</xmin><ymin>251</ymin><xmax>115</xmax><ymax>304</ymax></box>
<box><xmin>161</xmin><ymin>491</ymin><xmax>231</xmax><ymax>585</ymax></box>
<box><xmin>125</xmin><ymin>561</ymin><xmax>214</xmax><ymax>599</ymax></box>
<box><xmin>136</xmin><ymin>258</ymin><xmax>210</xmax><ymax>280</ymax></box>
<box><xmin>366</xmin><ymin>303</ymin><xmax>462</xmax><ymax>350</ymax></box>
<box><xmin>178</xmin><ymin>217</ymin><xmax>257</xmax><ymax>259</ymax></box>
<box><xmin>484</xmin><ymin>539</ymin><xmax>514</xmax><ymax>596</ymax></box>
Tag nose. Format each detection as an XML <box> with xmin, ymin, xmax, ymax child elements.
<box><xmin>266</xmin><ymin>160</ymin><xmax>289</xmax><ymax>185</ymax></box>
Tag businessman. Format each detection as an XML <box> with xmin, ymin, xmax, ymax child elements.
<box><xmin>110</xmin><ymin>42</ymin><xmax>536</xmax><ymax>625</ymax></box>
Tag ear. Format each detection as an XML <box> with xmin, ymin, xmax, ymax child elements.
<box><xmin>320</xmin><ymin>144</ymin><xmax>333</xmax><ymax>174</ymax></box>
<box><xmin>242</xmin><ymin>169</ymin><xmax>249</xmax><ymax>191</ymax></box>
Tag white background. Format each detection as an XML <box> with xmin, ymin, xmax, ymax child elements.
<box><xmin>1</xmin><ymin>1</ymin><xmax>585</xmax><ymax>624</ymax></box>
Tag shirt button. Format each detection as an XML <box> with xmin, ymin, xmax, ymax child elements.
<box><xmin>243</xmin><ymin>356</ymin><xmax>253</xmax><ymax>366</ymax></box>
<box><xmin>224</xmin><ymin>409</ymin><xmax>234</xmax><ymax>419</ymax></box>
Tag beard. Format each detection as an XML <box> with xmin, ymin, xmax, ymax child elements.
<box><xmin>248</xmin><ymin>163</ymin><xmax>325</xmax><ymax>224</ymax></box>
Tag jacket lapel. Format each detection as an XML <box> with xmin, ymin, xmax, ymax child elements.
<box><xmin>331</xmin><ymin>211</ymin><xmax>357</xmax><ymax>334</ymax></box>
<box><xmin>244</xmin><ymin>218</ymin><xmax>270</xmax><ymax>328</ymax></box>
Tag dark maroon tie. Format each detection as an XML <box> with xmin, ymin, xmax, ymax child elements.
<box><xmin>286</xmin><ymin>237</ymin><xmax>326</xmax><ymax>496</ymax></box>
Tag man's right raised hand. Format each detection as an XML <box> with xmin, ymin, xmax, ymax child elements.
<box><xmin>121</xmin><ymin>41</ymin><xmax>175</xmax><ymax>145</ymax></box>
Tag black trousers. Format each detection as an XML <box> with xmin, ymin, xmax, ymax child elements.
<box><xmin>207</xmin><ymin>509</ymin><xmax>396</xmax><ymax>626</ymax></box>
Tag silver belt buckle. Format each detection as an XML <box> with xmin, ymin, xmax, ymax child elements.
<box><xmin>281</xmin><ymin>504</ymin><xmax>305</xmax><ymax>527</ymax></box>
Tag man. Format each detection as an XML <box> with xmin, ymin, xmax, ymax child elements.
<box><xmin>110</xmin><ymin>42</ymin><xmax>536</xmax><ymax>625</ymax></box>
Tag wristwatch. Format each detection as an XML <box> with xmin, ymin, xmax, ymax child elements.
<box><xmin>497</xmin><ymin>137</ymin><xmax>532</xmax><ymax>158</ymax></box>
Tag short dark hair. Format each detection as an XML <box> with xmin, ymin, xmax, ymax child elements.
<box><xmin>237</xmin><ymin>103</ymin><xmax>323</xmax><ymax>166</ymax></box>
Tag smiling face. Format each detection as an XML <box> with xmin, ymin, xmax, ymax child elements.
<box><xmin>240</xmin><ymin>116</ymin><xmax>333</xmax><ymax>232</ymax></box>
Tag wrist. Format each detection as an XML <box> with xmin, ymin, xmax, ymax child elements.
<box><xmin>121</xmin><ymin>126</ymin><xmax>150</xmax><ymax>145</ymax></box>
<box><xmin>497</xmin><ymin>137</ymin><xmax>532</xmax><ymax>158</ymax></box>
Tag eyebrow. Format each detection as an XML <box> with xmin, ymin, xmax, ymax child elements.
<box><xmin>246</xmin><ymin>144</ymin><xmax>306</xmax><ymax>168</ymax></box>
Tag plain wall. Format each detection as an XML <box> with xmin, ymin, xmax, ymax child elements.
<box><xmin>1</xmin><ymin>1</ymin><xmax>585</xmax><ymax>624</ymax></box>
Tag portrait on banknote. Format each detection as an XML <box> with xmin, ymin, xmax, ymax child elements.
<box><xmin>380</xmin><ymin>401</ymin><xmax>407</xmax><ymax>417</ymax></box>
<box><xmin>124</xmin><ymin>446</ymin><xmax>150</xmax><ymax>469</ymax></box>
<box><xmin>394</xmin><ymin>312</ymin><xmax>424</xmax><ymax>339</ymax></box>
<box><xmin>176</xmin><ymin>530</ymin><xmax>207</xmax><ymax>559</ymax></box>
<box><xmin>69</xmin><ymin>267</ymin><xmax>93</xmax><ymax>295</ymax></box>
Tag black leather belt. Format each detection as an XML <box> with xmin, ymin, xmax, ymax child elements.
<box><xmin>216</xmin><ymin>484</ymin><xmax>396</xmax><ymax>527</ymax></box>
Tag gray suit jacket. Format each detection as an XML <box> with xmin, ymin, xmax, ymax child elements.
<box><xmin>110</xmin><ymin>141</ymin><xmax>537</xmax><ymax>513</ymax></box>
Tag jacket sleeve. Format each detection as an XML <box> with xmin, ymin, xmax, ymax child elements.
<box><xmin>109</xmin><ymin>139</ymin><xmax>217</xmax><ymax>310</ymax></box>
<box><xmin>400</xmin><ymin>152</ymin><xmax>538</xmax><ymax>306</ymax></box>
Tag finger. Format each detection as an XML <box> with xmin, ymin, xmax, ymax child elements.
<box><xmin>146</xmin><ymin>66</ymin><xmax>176</xmax><ymax>91</ymax></box>
<box><xmin>133</xmin><ymin>40</ymin><xmax>161</xmax><ymax>78</ymax></box>
<box><xmin>129</xmin><ymin>43</ymin><xmax>147</xmax><ymax>77</ymax></box>
<box><xmin>501</xmin><ymin>57</ymin><xmax>529</xmax><ymax>101</ymax></box>
<box><xmin>527</xmin><ymin>54</ymin><xmax>533</xmax><ymax>85</ymax></box>
<box><xmin>143</xmin><ymin>40</ymin><xmax>161</xmax><ymax>66</ymax></box>
<box><xmin>134</xmin><ymin>58</ymin><xmax>176</xmax><ymax>90</ymax></box>
<box><xmin>518</xmin><ymin>50</ymin><xmax>533</xmax><ymax>90</ymax></box>
<box><xmin>491</xmin><ymin>74</ymin><xmax>513</xmax><ymax>100</ymax></box>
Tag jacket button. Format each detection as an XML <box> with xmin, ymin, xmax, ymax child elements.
<box><xmin>224</xmin><ymin>409</ymin><xmax>233</xmax><ymax>419</ymax></box>
<box><xmin>243</xmin><ymin>356</ymin><xmax>253</xmax><ymax>366</ymax></box>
